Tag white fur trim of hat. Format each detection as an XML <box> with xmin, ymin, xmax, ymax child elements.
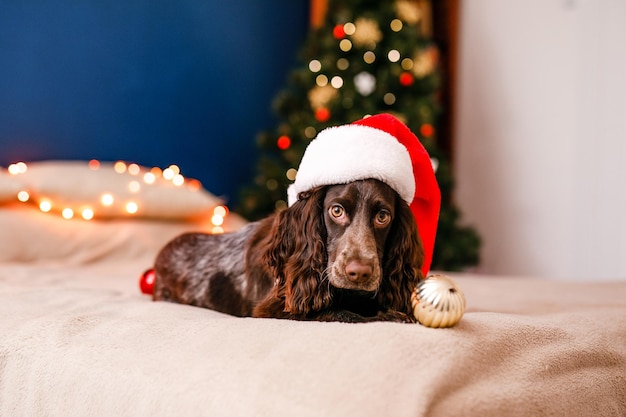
<box><xmin>287</xmin><ymin>124</ymin><xmax>415</xmax><ymax>206</ymax></box>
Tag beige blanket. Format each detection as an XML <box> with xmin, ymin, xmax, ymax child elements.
<box><xmin>0</xmin><ymin>206</ymin><xmax>625</xmax><ymax>417</ymax></box>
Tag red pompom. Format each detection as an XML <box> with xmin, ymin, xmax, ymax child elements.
<box><xmin>333</xmin><ymin>24</ymin><xmax>345</xmax><ymax>39</ymax></box>
<box><xmin>315</xmin><ymin>107</ymin><xmax>331</xmax><ymax>122</ymax></box>
<box><xmin>139</xmin><ymin>268</ymin><xmax>156</xmax><ymax>295</ymax></box>
<box><xmin>399</xmin><ymin>72</ymin><xmax>414</xmax><ymax>86</ymax></box>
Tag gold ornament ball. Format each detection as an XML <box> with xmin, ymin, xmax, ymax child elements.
<box><xmin>395</xmin><ymin>0</ymin><xmax>422</xmax><ymax>24</ymax></box>
<box><xmin>411</xmin><ymin>274</ymin><xmax>466</xmax><ymax>328</ymax></box>
<box><xmin>351</xmin><ymin>17</ymin><xmax>382</xmax><ymax>47</ymax></box>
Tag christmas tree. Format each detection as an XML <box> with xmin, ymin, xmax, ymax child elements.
<box><xmin>237</xmin><ymin>0</ymin><xmax>480</xmax><ymax>271</ymax></box>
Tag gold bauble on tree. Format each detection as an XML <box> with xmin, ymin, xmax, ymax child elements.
<box><xmin>308</xmin><ymin>85</ymin><xmax>338</xmax><ymax>109</ymax></box>
<box><xmin>411</xmin><ymin>274</ymin><xmax>466</xmax><ymax>328</ymax></box>
<box><xmin>412</xmin><ymin>45</ymin><xmax>439</xmax><ymax>78</ymax></box>
<box><xmin>350</xmin><ymin>18</ymin><xmax>382</xmax><ymax>47</ymax></box>
<box><xmin>395</xmin><ymin>0</ymin><xmax>422</xmax><ymax>24</ymax></box>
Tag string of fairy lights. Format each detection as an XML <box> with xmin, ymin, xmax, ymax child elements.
<box><xmin>5</xmin><ymin>160</ymin><xmax>229</xmax><ymax>233</ymax></box>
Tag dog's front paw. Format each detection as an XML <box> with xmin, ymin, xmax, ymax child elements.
<box><xmin>313</xmin><ymin>310</ymin><xmax>368</xmax><ymax>323</ymax></box>
<box><xmin>373</xmin><ymin>310</ymin><xmax>416</xmax><ymax>323</ymax></box>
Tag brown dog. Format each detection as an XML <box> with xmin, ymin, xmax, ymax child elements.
<box><xmin>153</xmin><ymin>179</ymin><xmax>424</xmax><ymax>323</ymax></box>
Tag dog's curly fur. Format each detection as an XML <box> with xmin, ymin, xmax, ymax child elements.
<box><xmin>153</xmin><ymin>179</ymin><xmax>424</xmax><ymax>323</ymax></box>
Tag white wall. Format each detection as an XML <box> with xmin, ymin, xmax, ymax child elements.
<box><xmin>454</xmin><ymin>0</ymin><xmax>626</xmax><ymax>281</ymax></box>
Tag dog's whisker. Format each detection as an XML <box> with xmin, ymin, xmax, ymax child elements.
<box><xmin>319</xmin><ymin>266</ymin><xmax>332</xmax><ymax>283</ymax></box>
<box><xmin>320</xmin><ymin>267</ymin><xmax>333</xmax><ymax>294</ymax></box>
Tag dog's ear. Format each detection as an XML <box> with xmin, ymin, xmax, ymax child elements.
<box><xmin>261</xmin><ymin>186</ymin><xmax>332</xmax><ymax>317</ymax></box>
<box><xmin>379</xmin><ymin>200</ymin><xmax>424</xmax><ymax>315</ymax></box>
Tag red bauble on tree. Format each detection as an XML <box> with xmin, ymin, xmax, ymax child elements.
<box><xmin>315</xmin><ymin>107</ymin><xmax>331</xmax><ymax>122</ymax></box>
<box><xmin>333</xmin><ymin>24</ymin><xmax>345</xmax><ymax>39</ymax></box>
<box><xmin>399</xmin><ymin>72</ymin><xmax>414</xmax><ymax>86</ymax></box>
<box><xmin>277</xmin><ymin>135</ymin><xmax>291</xmax><ymax>150</ymax></box>
<box><xmin>420</xmin><ymin>123</ymin><xmax>434</xmax><ymax>138</ymax></box>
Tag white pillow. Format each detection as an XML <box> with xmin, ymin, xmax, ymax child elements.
<box><xmin>12</xmin><ymin>160</ymin><xmax>222</xmax><ymax>220</ymax></box>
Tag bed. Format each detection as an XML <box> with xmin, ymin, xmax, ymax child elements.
<box><xmin>1</xmin><ymin>161</ymin><xmax>625</xmax><ymax>417</ymax></box>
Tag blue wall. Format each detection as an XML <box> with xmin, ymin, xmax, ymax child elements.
<box><xmin>0</xmin><ymin>1</ymin><xmax>308</xmax><ymax>205</ymax></box>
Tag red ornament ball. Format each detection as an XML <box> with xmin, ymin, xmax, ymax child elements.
<box><xmin>139</xmin><ymin>268</ymin><xmax>156</xmax><ymax>295</ymax></box>
<box><xmin>333</xmin><ymin>24</ymin><xmax>346</xmax><ymax>39</ymax></box>
<box><xmin>420</xmin><ymin>123</ymin><xmax>435</xmax><ymax>138</ymax></box>
<box><xmin>399</xmin><ymin>72</ymin><xmax>414</xmax><ymax>86</ymax></box>
<box><xmin>277</xmin><ymin>135</ymin><xmax>291</xmax><ymax>150</ymax></box>
<box><xmin>315</xmin><ymin>107</ymin><xmax>331</xmax><ymax>123</ymax></box>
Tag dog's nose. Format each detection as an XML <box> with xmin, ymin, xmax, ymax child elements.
<box><xmin>345</xmin><ymin>260</ymin><xmax>373</xmax><ymax>282</ymax></box>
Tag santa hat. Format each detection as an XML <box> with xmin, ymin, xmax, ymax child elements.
<box><xmin>287</xmin><ymin>113</ymin><xmax>441</xmax><ymax>275</ymax></box>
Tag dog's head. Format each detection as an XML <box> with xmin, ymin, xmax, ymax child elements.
<box><xmin>262</xmin><ymin>178</ymin><xmax>424</xmax><ymax>317</ymax></box>
<box><xmin>323</xmin><ymin>179</ymin><xmax>396</xmax><ymax>292</ymax></box>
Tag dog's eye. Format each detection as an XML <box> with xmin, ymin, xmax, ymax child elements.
<box><xmin>375</xmin><ymin>210</ymin><xmax>391</xmax><ymax>226</ymax></box>
<box><xmin>329</xmin><ymin>204</ymin><xmax>344</xmax><ymax>218</ymax></box>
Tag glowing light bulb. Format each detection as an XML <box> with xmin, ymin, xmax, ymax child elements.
<box><xmin>125</xmin><ymin>201</ymin><xmax>138</xmax><ymax>214</ymax></box>
<box><xmin>388</xmin><ymin>49</ymin><xmax>401</xmax><ymax>62</ymax></box>
<box><xmin>163</xmin><ymin>168</ymin><xmax>175</xmax><ymax>180</ymax></box>
<box><xmin>213</xmin><ymin>205</ymin><xmax>228</xmax><ymax>217</ymax></box>
<box><xmin>62</xmin><ymin>208</ymin><xmax>74</xmax><ymax>219</ymax></box>
<box><xmin>88</xmin><ymin>159</ymin><xmax>100</xmax><ymax>170</ymax></box>
<box><xmin>211</xmin><ymin>214</ymin><xmax>224</xmax><ymax>226</ymax></box>
<box><xmin>304</xmin><ymin>126</ymin><xmax>316</xmax><ymax>139</ymax></box>
<box><xmin>81</xmin><ymin>208</ymin><xmax>94</xmax><ymax>220</ymax></box>
<box><xmin>315</xmin><ymin>74</ymin><xmax>328</xmax><ymax>87</ymax></box>
<box><xmin>212</xmin><ymin>226</ymin><xmax>224</xmax><ymax>234</ymax></box>
<box><xmin>266</xmin><ymin>179</ymin><xmax>278</xmax><ymax>191</ymax></box>
<box><xmin>187</xmin><ymin>179</ymin><xmax>202</xmax><ymax>191</ymax></box>
<box><xmin>168</xmin><ymin>164</ymin><xmax>180</xmax><ymax>175</ymax></box>
<box><xmin>143</xmin><ymin>172</ymin><xmax>156</xmax><ymax>184</ymax></box>
<box><xmin>308</xmin><ymin>59</ymin><xmax>322</xmax><ymax>72</ymax></box>
<box><xmin>384</xmin><ymin>93</ymin><xmax>396</xmax><ymax>105</ymax></box>
<box><xmin>363</xmin><ymin>51</ymin><xmax>376</xmax><ymax>64</ymax></box>
<box><xmin>172</xmin><ymin>174</ymin><xmax>185</xmax><ymax>187</ymax></box>
<box><xmin>8</xmin><ymin>162</ymin><xmax>27</xmax><ymax>175</ymax></box>
<box><xmin>114</xmin><ymin>161</ymin><xmax>127</xmax><ymax>174</ymax></box>
<box><xmin>275</xmin><ymin>200</ymin><xmax>287</xmax><ymax>210</ymax></box>
<box><xmin>17</xmin><ymin>191</ymin><xmax>30</xmax><ymax>202</ymax></box>
<box><xmin>128</xmin><ymin>163</ymin><xmax>141</xmax><ymax>176</ymax></box>
<box><xmin>286</xmin><ymin>168</ymin><xmax>298</xmax><ymax>181</ymax></box>
<box><xmin>150</xmin><ymin>167</ymin><xmax>162</xmax><ymax>177</ymax></box>
<box><xmin>343</xmin><ymin>22</ymin><xmax>356</xmax><ymax>35</ymax></box>
<box><xmin>401</xmin><ymin>58</ymin><xmax>414</xmax><ymax>70</ymax></box>
<box><xmin>339</xmin><ymin>39</ymin><xmax>352</xmax><ymax>52</ymax></box>
<box><xmin>337</xmin><ymin>58</ymin><xmax>349</xmax><ymax>70</ymax></box>
<box><xmin>390</xmin><ymin>19</ymin><xmax>403</xmax><ymax>32</ymax></box>
<box><xmin>39</xmin><ymin>200</ymin><xmax>52</xmax><ymax>212</ymax></box>
<box><xmin>331</xmin><ymin>76</ymin><xmax>344</xmax><ymax>88</ymax></box>
<box><xmin>100</xmin><ymin>193</ymin><xmax>114</xmax><ymax>206</ymax></box>
<box><xmin>128</xmin><ymin>181</ymin><xmax>141</xmax><ymax>193</ymax></box>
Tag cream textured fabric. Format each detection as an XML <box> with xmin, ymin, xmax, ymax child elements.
<box><xmin>0</xmin><ymin>206</ymin><xmax>625</xmax><ymax>417</ymax></box>
<box><xmin>0</xmin><ymin>170</ymin><xmax>24</xmax><ymax>203</ymax></box>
